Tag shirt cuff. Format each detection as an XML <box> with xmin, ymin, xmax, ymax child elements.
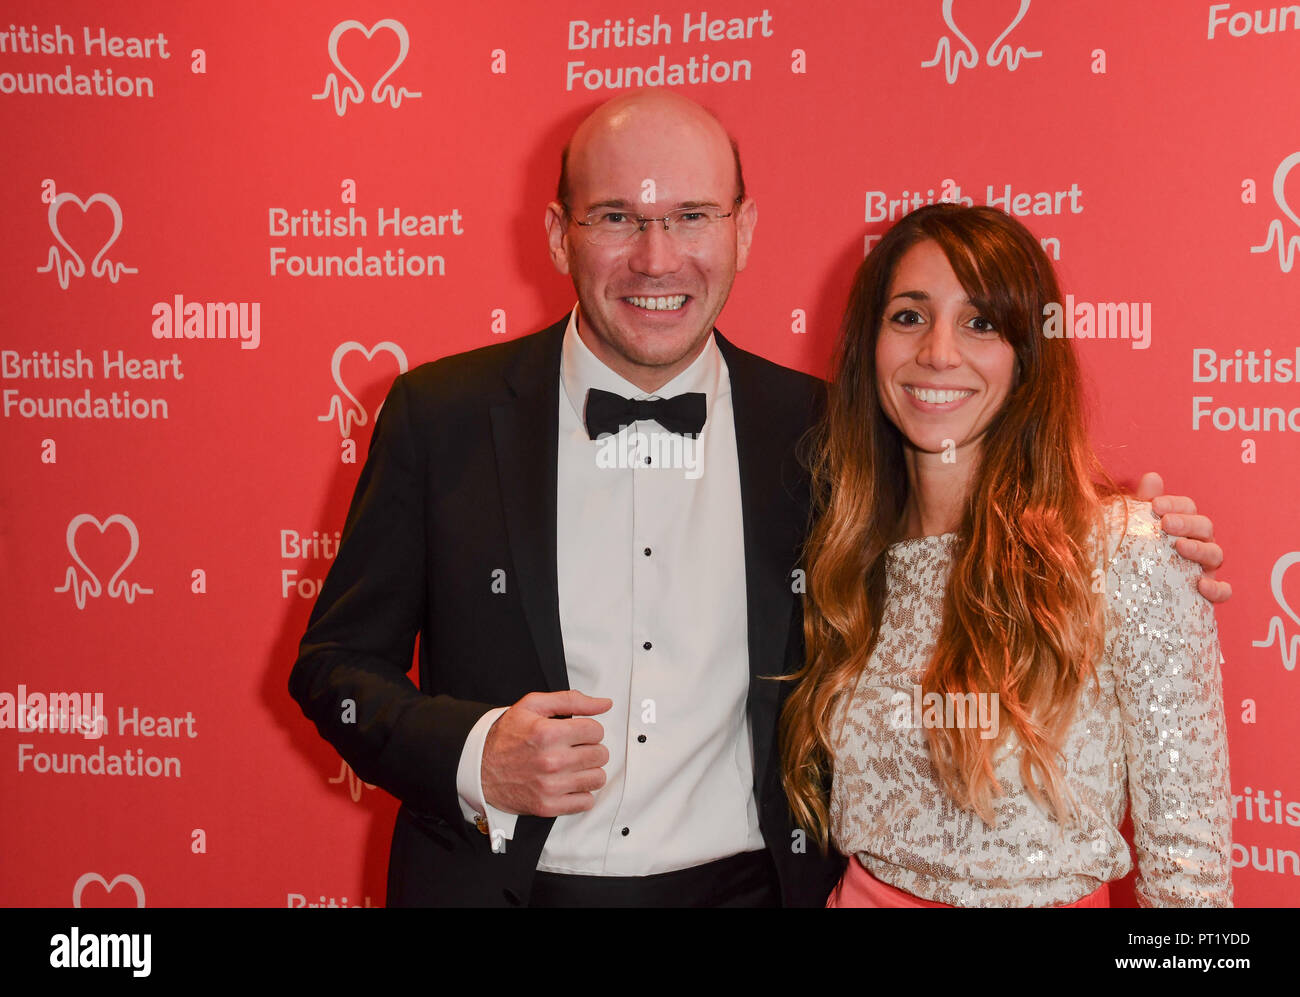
<box><xmin>455</xmin><ymin>706</ymin><xmax>518</xmax><ymax>853</ymax></box>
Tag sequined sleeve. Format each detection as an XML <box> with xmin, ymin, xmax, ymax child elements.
<box><xmin>1107</xmin><ymin>504</ymin><xmax>1232</xmax><ymax>907</ymax></box>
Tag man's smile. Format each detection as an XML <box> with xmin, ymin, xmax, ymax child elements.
<box><xmin>623</xmin><ymin>294</ymin><xmax>689</xmax><ymax>311</ymax></box>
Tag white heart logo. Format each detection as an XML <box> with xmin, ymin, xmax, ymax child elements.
<box><xmin>1272</xmin><ymin>151</ymin><xmax>1300</xmax><ymax>230</ymax></box>
<box><xmin>319</xmin><ymin>341</ymin><xmax>409</xmax><ymax>437</ymax></box>
<box><xmin>985</xmin><ymin>0</ymin><xmax>1038</xmax><ymax>66</ymax></box>
<box><xmin>328</xmin><ymin>760</ymin><xmax>377</xmax><ymax>802</ymax></box>
<box><xmin>72</xmin><ymin>872</ymin><xmax>146</xmax><ymax>908</ymax></box>
<box><xmin>1270</xmin><ymin>551</ymin><xmax>1300</xmax><ymax>628</ymax></box>
<box><xmin>66</xmin><ymin>514</ymin><xmax>141</xmax><ymax>599</ymax></box>
<box><xmin>327</xmin><ymin>19</ymin><xmax>417</xmax><ymax>106</ymax></box>
<box><xmin>940</xmin><ymin>0</ymin><xmax>979</xmax><ymax>53</ymax></box>
<box><xmin>923</xmin><ymin>0</ymin><xmax>978</xmax><ymax>81</ymax></box>
<box><xmin>48</xmin><ymin>192</ymin><xmax>126</xmax><ymax>281</ymax></box>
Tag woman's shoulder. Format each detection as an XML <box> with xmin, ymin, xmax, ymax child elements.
<box><xmin>1096</xmin><ymin>495</ymin><xmax>1209</xmax><ymax>622</ymax></box>
<box><xmin>1097</xmin><ymin>495</ymin><xmax>1166</xmax><ymax>561</ymax></box>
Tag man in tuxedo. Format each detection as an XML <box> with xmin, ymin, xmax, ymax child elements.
<box><xmin>289</xmin><ymin>92</ymin><xmax>1228</xmax><ymax>907</ymax></box>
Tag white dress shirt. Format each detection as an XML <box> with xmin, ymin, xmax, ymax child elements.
<box><xmin>456</xmin><ymin>308</ymin><xmax>764</xmax><ymax>874</ymax></box>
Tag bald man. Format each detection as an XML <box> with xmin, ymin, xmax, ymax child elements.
<box><xmin>290</xmin><ymin>92</ymin><xmax>1228</xmax><ymax>907</ymax></box>
<box><xmin>290</xmin><ymin>92</ymin><xmax>836</xmax><ymax>906</ymax></box>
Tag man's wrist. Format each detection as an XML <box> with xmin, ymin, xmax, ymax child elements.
<box><xmin>455</xmin><ymin>707</ymin><xmax>516</xmax><ymax>852</ymax></box>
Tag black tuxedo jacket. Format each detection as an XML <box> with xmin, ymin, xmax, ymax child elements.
<box><xmin>289</xmin><ymin>318</ymin><xmax>844</xmax><ymax>906</ymax></box>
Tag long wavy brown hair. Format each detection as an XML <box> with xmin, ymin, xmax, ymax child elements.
<box><xmin>782</xmin><ymin>204</ymin><xmax>1122</xmax><ymax>847</ymax></box>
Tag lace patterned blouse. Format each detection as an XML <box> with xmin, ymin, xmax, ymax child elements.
<box><xmin>829</xmin><ymin>499</ymin><xmax>1232</xmax><ymax>907</ymax></box>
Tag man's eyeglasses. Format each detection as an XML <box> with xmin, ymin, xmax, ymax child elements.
<box><xmin>565</xmin><ymin>198</ymin><xmax>742</xmax><ymax>245</ymax></box>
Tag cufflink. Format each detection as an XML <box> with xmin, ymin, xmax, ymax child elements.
<box><xmin>477</xmin><ymin>814</ymin><xmax>506</xmax><ymax>853</ymax></box>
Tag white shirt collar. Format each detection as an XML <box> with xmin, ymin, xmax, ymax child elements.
<box><xmin>559</xmin><ymin>306</ymin><xmax>722</xmax><ymax>427</ymax></box>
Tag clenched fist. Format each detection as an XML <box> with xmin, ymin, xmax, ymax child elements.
<box><xmin>482</xmin><ymin>689</ymin><xmax>612</xmax><ymax>817</ymax></box>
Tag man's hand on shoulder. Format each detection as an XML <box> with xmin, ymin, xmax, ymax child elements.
<box><xmin>1136</xmin><ymin>472</ymin><xmax>1231</xmax><ymax>605</ymax></box>
<box><xmin>482</xmin><ymin>690</ymin><xmax>612</xmax><ymax>817</ymax></box>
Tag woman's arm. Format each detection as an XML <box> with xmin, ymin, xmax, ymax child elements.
<box><xmin>1109</xmin><ymin>502</ymin><xmax>1233</xmax><ymax>907</ymax></box>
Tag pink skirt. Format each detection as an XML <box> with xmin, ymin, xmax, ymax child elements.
<box><xmin>827</xmin><ymin>857</ymin><xmax>1111</xmax><ymax>908</ymax></box>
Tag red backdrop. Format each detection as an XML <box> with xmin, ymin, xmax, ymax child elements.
<box><xmin>2</xmin><ymin>0</ymin><xmax>1297</xmax><ymax>907</ymax></box>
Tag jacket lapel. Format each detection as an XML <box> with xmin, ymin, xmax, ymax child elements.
<box><xmin>489</xmin><ymin>321</ymin><xmax>570</xmax><ymax>694</ymax></box>
<box><xmin>715</xmin><ymin>332</ymin><xmax>809</xmax><ymax>798</ymax></box>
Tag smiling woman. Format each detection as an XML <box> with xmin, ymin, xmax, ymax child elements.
<box><xmin>781</xmin><ymin>204</ymin><xmax>1233</xmax><ymax>908</ymax></box>
<box><xmin>874</xmin><ymin>239</ymin><xmax>1018</xmax><ymax>477</ymax></box>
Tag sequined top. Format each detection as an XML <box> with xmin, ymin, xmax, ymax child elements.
<box><xmin>829</xmin><ymin>499</ymin><xmax>1232</xmax><ymax>907</ymax></box>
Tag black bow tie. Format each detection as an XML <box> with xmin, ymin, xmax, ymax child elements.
<box><xmin>584</xmin><ymin>388</ymin><xmax>707</xmax><ymax>440</ymax></box>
